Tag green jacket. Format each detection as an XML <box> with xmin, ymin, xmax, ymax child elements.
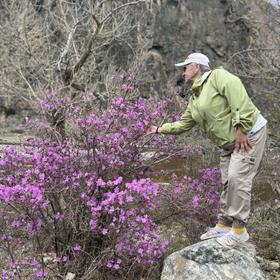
<box><xmin>161</xmin><ymin>68</ymin><xmax>260</xmax><ymax>146</ymax></box>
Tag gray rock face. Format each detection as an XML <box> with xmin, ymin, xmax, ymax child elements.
<box><xmin>161</xmin><ymin>239</ymin><xmax>267</xmax><ymax>280</ymax></box>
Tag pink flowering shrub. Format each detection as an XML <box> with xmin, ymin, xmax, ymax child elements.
<box><xmin>0</xmin><ymin>73</ymin><xmax>221</xmax><ymax>279</ymax></box>
<box><xmin>155</xmin><ymin>167</ymin><xmax>221</xmax><ymax>242</ymax></box>
<box><xmin>0</xmin><ymin>74</ymin><xmax>182</xmax><ymax>279</ymax></box>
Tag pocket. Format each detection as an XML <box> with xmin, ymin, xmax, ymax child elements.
<box><xmin>241</xmin><ymin>156</ymin><xmax>256</xmax><ymax>174</ymax></box>
<box><xmin>241</xmin><ymin>156</ymin><xmax>256</xmax><ymax>165</ymax></box>
<box><xmin>230</xmin><ymin>153</ymin><xmax>256</xmax><ymax>176</ymax></box>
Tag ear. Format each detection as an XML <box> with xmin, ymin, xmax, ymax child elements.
<box><xmin>196</xmin><ymin>64</ymin><xmax>202</xmax><ymax>74</ymax></box>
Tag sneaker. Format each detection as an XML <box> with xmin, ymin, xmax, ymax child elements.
<box><xmin>200</xmin><ymin>225</ymin><xmax>231</xmax><ymax>240</ymax></box>
<box><xmin>216</xmin><ymin>229</ymin><xmax>249</xmax><ymax>248</ymax></box>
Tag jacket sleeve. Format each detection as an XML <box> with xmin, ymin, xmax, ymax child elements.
<box><xmin>161</xmin><ymin>104</ymin><xmax>196</xmax><ymax>134</ymax></box>
<box><xmin>213</xmin><ymin>69</ymin><xmax>259</xmax><ymax>133</ymax></box>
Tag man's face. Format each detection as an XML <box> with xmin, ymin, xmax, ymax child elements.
<box><xmin>183</xmin><ymin>64</ymin><xmax>200</xmax><ymax>84</ymax></box>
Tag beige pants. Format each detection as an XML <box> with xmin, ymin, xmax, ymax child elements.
<box><xmin>218</xmin><ymin>125</ymin><xmax>267</xmax><ymax>227</ymax></box>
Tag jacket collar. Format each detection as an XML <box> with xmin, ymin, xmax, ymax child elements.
<box><xmin>191</xmin><ymin>70</ymin><xmax>212</xmax><ymax>95</ymax></box>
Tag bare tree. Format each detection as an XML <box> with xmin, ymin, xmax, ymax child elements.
<box><xmin>0</xmin><ymin>0</ymin><xmax>149</xmax><ymax>135</ymax></box>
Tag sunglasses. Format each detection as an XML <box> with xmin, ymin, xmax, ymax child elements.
<box><xmin>183</xmin><ymin>65</ymin><xmax>191</xmax><ymax>72</ymax></box>
<box><xmin>183</xmin><ymin>64</ymin><xmax>195</xmax><ymax>72</ymax></box>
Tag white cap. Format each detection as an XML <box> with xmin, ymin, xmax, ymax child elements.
<box><xmin>175</xmin><ymin>52</ymin><xmax>210</xmax><ymax>67</ymax></box>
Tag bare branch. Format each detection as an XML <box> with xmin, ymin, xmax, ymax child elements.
<box><xmin>100</xmin><ymin>0</ymin><xmax>146</xmax><ymax>26</ymax></box>
<box><xmin>57</xmin><ymin>22</ymin><xmax>78</xmax><ymax>72</ymax></box>
<box><xmin>73</xmin><ymin>14</ymin><xmax>101</xmax><ymax>75</ymax></box>
<box><xmin>227</xmin><ymin>48</ymin><xmax>278</xmax><ymax>63</ymax></box>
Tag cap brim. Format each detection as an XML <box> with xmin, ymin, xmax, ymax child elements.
<box><xmin>174</xmin><ymin>61</ymin><xmax>189</xmax><ymax>67</ymax></box>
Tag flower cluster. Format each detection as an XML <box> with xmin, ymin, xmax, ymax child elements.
<box><xmin>39</xmin><ymin>91</ymin><xmax>72</xmax><ymax>113</ymax></box>
<box><xmin>155</xmin><ymin>167</ymin><xmax>222</xmax><ymax>242</ymax></box>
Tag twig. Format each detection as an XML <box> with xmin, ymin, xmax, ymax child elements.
<box><xmin>228</xmin><ymin>48</ymin><xmax>278</xmax><ymax>63</ymax></box>
<box><xmin>100</xmin><ymin>0</ymin><xmax>146</xmax><ymax>26</ymax></box>
<box><xmin>57</xmin><ymin>22</ymin><xmax>79</xmax><ymax>72</ymax></box>
<box><xmin>17</xmin><ymin>68</ymin><xmax>39</xmax><ymax>101</ymax></box>
<box><xmin>0</xmin><ymin>141</ymin><xmax>30</xmax><ymax>146</ymax></box>
<box><xmin>72</xmin><ymin>14</ymin><xmax>101</xmax><ymax>75</ymax></box>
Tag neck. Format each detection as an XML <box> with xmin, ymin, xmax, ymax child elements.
<box><xmin>188</xmin><ymin>72</ymin><xmax>202</xmax><ymax>85</ymax></box>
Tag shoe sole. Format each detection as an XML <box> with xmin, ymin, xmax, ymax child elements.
<box><xmin>200</xmin><ymin>232</ymin><xmax>229</xmax><ymax>240</ymax></box>
<box><xmin>216</xmin><ymin>233</ymin><xmax>250</xmax><ymax>248</ymax></box>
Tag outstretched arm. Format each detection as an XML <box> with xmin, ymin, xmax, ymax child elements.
<box><xmin>145</xmin><ymin>125</ymin><xmax>163</xmax><ymax>136</ymax></box>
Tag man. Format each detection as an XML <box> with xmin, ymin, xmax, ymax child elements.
<box><xmin>146</xmin><ymin>52</ymin><xmax>267</xmax><ymax>248</ymax></box>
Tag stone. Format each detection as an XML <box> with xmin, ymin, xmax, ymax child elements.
<box><xmin>161</xmin><ymin>239</ymin><xmax>267</xmax><ymax>280</ymax></box>
<box><xmin>65</xmin><ymin>272</ymin><xmax>76</xmax><ymax>280</ymax></box>
<box><xmin>259</xmin><ymin>259</ymin><xmax>280</xmax><ymax>272</ymax></box>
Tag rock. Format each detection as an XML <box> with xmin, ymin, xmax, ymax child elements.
<box><xmin>256</xmin><ymin>256</ymin><xmax>280</xmax><ymax>272</ymax></box>
<box><xmin>42</xmin><ymin>253</ymin><xmax>56</xmax><ymax>264</ymax></box>
<box><xmin>65</xmin><ymin>272</ymin><xmax>76</xmax><ymax>280</ymax></box>
<box><xmin>266</xmin><ymin>261</ymin><xmax>280</xmax><ymax>271</ymax></box>
<box><xmin>258</xmin><ymin>259</ymin><xmax>280</xmax><ymax>272</ymax></box>
<box><xmin>141</xmin><ymin>151</ymin><xmax>157</xmax><ymax>161</ymax></box>
<box><xmin>161</xmin><ymin>239</ymin><xmax>266</xmax><ymax>280</ymax></box>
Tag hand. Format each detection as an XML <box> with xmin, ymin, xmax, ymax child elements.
<box><xmin>145</xmin><ymin>125</ymin><xmax>160</xmax><ymax>136</ymax></box>
<box><xmin>235</xmin><ymin>126</ymin><xmax>252</xmax><ymax>153</ymax></box>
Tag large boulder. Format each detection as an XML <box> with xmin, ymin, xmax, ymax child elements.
<box><xmin>161</xmin><ymin>239</ymin><xmax>266</xmax><ymax>280</ymax></box>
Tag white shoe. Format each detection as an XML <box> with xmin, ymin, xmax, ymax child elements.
<box><xmin>216</xmin><ymin>229</ymin><xmax>249</xmax><ymax>248</ymax></box>
<box><xmin>200</xmin><ymin>225</ymin><xmax>231</xmax><ymax>240</ymax></box>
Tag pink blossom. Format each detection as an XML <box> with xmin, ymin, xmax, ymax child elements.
<box><xmin>36</xmin><ymin>270</ymin><xmax>48</xmax><ymax>277</ymax></box>
<box><xmin>126</xmin><ymin>195</ymin><xmax>133</xmax><ymax>202</ymax></box>
<box><xmin>73</xmin><ymin>244</ymin><xmax>81</xmax><ymax>253</ymax></box>
<box><xmin>89</xmin><ymin>219</ymin><xmax>97</xmax><ymax>230</ymax></box>
<box><xmin>192</xmin><ymin>195</ymin><xmax>200</xmax><ymax>209</ymax></box>
<box><xmin>113</xmin><ymin>263</ymin><xmax>120</xmax><ymax>270</ymax></box>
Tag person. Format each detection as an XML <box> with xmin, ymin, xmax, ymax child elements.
<box><xmin>145</xmin><ymin>52</ymin><xmax>267</xmax><ymax>248</ymax></box>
